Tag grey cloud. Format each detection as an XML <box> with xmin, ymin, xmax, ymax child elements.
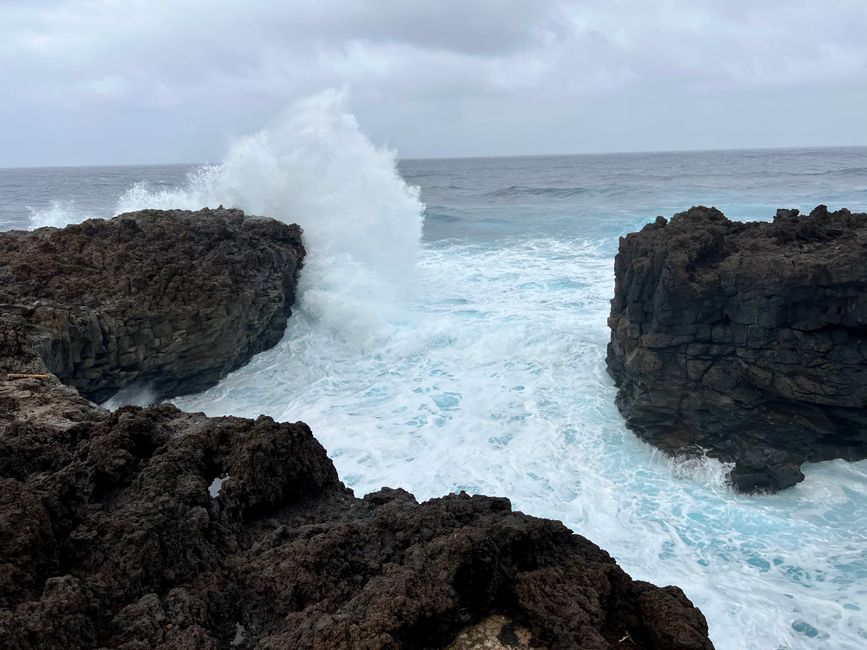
<box><xmin>1</xmin><ymin>0</ymin><xmax>865</xmax><ymax>166</ymax></box>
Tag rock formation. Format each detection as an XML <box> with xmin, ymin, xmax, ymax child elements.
<box><xmin>0</xmin><ymin>211</ymin><xmax>714</xmax><ymax>648</ymax></box>
<box><xmin>0</xmin><ymin>208</ymin><xmax>305</xmax><ymax>403</ymax></box>
<box><xmin>607</xmin><ymin>205</ymin><xmax>867</xmax><ymax>492</ymax></box>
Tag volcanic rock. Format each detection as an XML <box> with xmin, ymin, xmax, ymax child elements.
<box><xmin>0</xmin><ymin>208</ymin><xmax>305</xmax><ymax>403</ymax></box>
<box><xmin>607</xmin><ymin>206</ymin><xmax>867</xmax><ymax>492</ymax></box>
<box><xmin>0</xmin><ymin>211</ymin><xmax>713</xmax><ymax>648</ymax></box>
<box><xmin>0</xmin><ymin>380</ymin><xmax>712</xmax><ymax>649</ymax></box>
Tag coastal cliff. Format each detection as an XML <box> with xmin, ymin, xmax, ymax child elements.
<box><xmin>607</xmin><ymin>206</ymin><xmax>867</xmax><ymax>492</ymax></box>
<box><xmin>0</xmin><ymin>208</ymin><xmax>305</xmax><ymax>403</ymax></box>
<box><xmin>0</xmin><ymin>211</ymin><xmax>713</xmax><ymax>649</ymax></box>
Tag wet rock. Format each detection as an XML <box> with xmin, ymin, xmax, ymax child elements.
<box><xmin>0</xmin><ymin>390</ymin><xmax>712</xmax><ymax>648</ymax></box>
<box><xmin>607</xmin><ymin>206</ymin><xmax>867</xmax><ymax>492</ymax></box>
<box><xmin>1</xmin><ymin>209</ymin><xmax>713</xmax><ymax>648</ymax></box>
<box><xmin>0</xmin><ymin>208</ymin><xmax>305</xmax><ymax>403</ymax></box>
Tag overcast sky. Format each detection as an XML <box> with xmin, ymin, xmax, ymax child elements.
<box><xmin>1</xmin><ymin>0</ymin><xmax>866</xmax><ymax>166</ymax></box>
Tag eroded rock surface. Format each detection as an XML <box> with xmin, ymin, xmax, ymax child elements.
<box><xmin>446</xmin><ymin>615</ymin><xmax>535</xmax><ymax>649</ymax></box>
<box><xmin>1</xmin><ymin>211</ymin><xmax>713</xmax><ymax>648</ymax></box>
<box><xmin>0</xmin><ymin>382</ymin><xmax>712</xmax><ymax>648</ymax></box>
<box><xmin>0</xmin><ymin>208</ymin><xmax>305</xmax><ymax>403</ymax></box>
<box><xmin>607</xmin><ymin>205</ymin><xmax>867</xmax><ymax>492</ymax></box>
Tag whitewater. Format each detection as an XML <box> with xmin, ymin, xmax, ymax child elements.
<box><xmin>9</xmin><ymin>92</ymin><xmax>867</xmax><ymax>649</ymax></box>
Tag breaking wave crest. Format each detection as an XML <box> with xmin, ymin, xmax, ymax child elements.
<box><xmin>117</xmin><ymin>90</ymin><xmax>425</xmax><ymax>340</ymax></box>
<box><xmin>27</xmin><ymin>199</ymin><xmax>88</xmax><ymax>229</ymax></box>
<box><xmin>116</xmin><ymin>90</ymin><xmax>423</xmax><ymax>280</ymax></box>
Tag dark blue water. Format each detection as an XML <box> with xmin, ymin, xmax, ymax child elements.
<box><xmin>4</xmin><ymin>147</ymin><xmax>866</xmax><ymax>235</ymax></box>
<box><xmin>0</xmin><ymin>164</ymin><xmax>193</xmax><ymax>230</ymax></box>
<box><xmin>402</xmin><ymin>147</ymin><xmax>867</xmax><ymax>241</ymax></box>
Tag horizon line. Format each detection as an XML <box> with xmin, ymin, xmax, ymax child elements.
<box><xmin>2</xmin><ymin>143</ymin><xmax>866</xmax><ymax>171</ymax></box>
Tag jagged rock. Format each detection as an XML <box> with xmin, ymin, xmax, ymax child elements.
<box><xmin>607</xmin><ymin>205</ymin><xmax>867</xmax><ymax>492</ymax></box>
<box><xmin>0</xmin><ymin>208</ymin><xmax>305</xmax><ymax>403</ymax></box>
<box><xmin>1</xmin><ymin>210</ymin><xmax>713</xmax><ymax>648</ymax></box>
<box><xmin>0</xmin><ymin>394</ymin><xmax>712</xmax><ymax>649</ymax></box>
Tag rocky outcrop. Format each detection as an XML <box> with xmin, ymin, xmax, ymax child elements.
<box><xmin>0</xmin><ymin>208</ymin><xmax>305</xmax><ymax>403</ymax></box>
<box><xmin>0</xmin><ymin>321</ymin><xmax>713</xmax><ymax>649</ymax></box>
<box><xmin>607</xmin><ymin>205</ymin><xmax>867</xmax><ymax>492</ymax></box>
<box><xmin>0</xmin><ymin>213</ymin><xmax>714</xmax><ymax>648</ymax></box>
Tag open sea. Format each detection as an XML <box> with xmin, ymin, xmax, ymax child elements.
<box><xmin>2</xmin><ymin>100</ymin><xmax>866</xmax><ymax>649</ymax></box>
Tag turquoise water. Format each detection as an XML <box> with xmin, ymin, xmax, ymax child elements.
<box><xmin>4</xmin><ymin>101</ymin><xmax>867</xmax><ymax>648</ymax></box>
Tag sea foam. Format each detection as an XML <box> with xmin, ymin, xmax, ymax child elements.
<box><xmin>116</xmin><ymin>89</ymin><xmax>424</xmax><ymax>345</ymax></box>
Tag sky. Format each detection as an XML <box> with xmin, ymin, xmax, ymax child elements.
<box><xmin>1</xmin><ymin>0</ymin><xmax>866</xmax><ymax>166</ymax></box>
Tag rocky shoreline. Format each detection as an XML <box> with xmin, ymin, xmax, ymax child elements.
<box><xmin>1</xmin><ymin>210</ymin><xmax>713</xmax><ymax>649</ymax></box>
<box><xmin>607</xmin><ymin>205</ymin><xmax>867</xmax><ymax>492</ymax></box>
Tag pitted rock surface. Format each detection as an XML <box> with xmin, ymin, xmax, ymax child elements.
<box><xmin>607</xmin><ymin>205</ymin><xmax>867</xmax><ymax>492</ymax></box>
<box><xmin>1</xmin><ymin>210</ymin><xmax>713</xmax><ymax>648</ymax></box>
<box><xmin>0</xmin><ymin>208</ymin><xmax>305</xmax><ymax>403</ymax></box>
<box><xmin>0</xmin><ymin>390</ymin><xmax>712</xmax><ymax>649</ymax></box>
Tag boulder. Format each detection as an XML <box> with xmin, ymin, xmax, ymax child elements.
<box><xmin>0</xmin><ymin>208</ymin><xmax>305</xmax><ymax>403</ymax></box>
<box><xmin>607</xmin><ymin>206</ymin><xmax>867</xmax><ymax>492</ymax></box>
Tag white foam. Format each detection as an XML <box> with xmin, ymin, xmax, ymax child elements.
<box><xmin>116</xmin><ymin>89</ymin><xmax>424</xmax><ymax>341</ymax></box>
<box><xmin>101</xmin><ymin>383</ymin><xmax>156</xmax><ymax>410</ymax></box>
<box><xmin>27</xmin><ymin>200</ymin><xmax>85</xmax><ymax>230</ymax></box>
<box><xmin>209</xmin><ymin>475</ymin><xmax>229</xmax><ymax>498</ymax></box>
<box><xmin>177</xmin><ymin>228</ymin><xmax>867</xmax><ymax>650</ymax></box>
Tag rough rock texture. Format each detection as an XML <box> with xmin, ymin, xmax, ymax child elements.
<box><xmin>0</xmin><ymin>208</ymin><xmax>305</xmax><ymax>403</ymax></box>
<box><xmin>0</xmin><ymin>374</ymin><xmax>712</xmax><ymax>647</ymax></box>
<box><xmin>0</xmin><ymin>212</ymin><xmax>713</xmax><ymax>648</ymax></box>
<box><xmin>607</xmin><ymin>205</ymin><xmax>867</xmax><ymax>492</ymax></box>
<box><xmin>446</xmin><ymin>615</ymin><xmax>535</xmax><ymax>649</ymax></box>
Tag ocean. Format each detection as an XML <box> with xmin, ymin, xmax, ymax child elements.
<box><xmin>2</xmin><ymin>100</ymin><xmax>866</xmax><ymax>649</ymax></box>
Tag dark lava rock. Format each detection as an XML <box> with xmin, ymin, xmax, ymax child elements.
<box><xmin>0</xmin><ymin>211</ymin><xmax>713</xmax><ymax>648</ymax></box>
<box><xmin>607</xmin><ymin>205</ymin><xmax>867</xmax><ymax>492</ymax></box>
<box><xmin>0</xmin><ymin>386</ymin><xmax>712</xmax><ymax>649</ymax></box>
<box><xmin>0</xmin><ymin>208</ymin><xmax>305</xmax><ymax>403</ymax></box>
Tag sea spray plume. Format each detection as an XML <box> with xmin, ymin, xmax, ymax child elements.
<box><xmin>116</xmin><ymin>89</ymin><xmax>424</xmax><ymax>274</ymax></box>
<box><xmin>27</xmin><ymin>199</ymin><xmax>85</xmax><ymax>229</ymax></box>
<box><xmin>116</xmin><ymin>89</ymin><xmax>425</xmax><ymax>343</ymax></box>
